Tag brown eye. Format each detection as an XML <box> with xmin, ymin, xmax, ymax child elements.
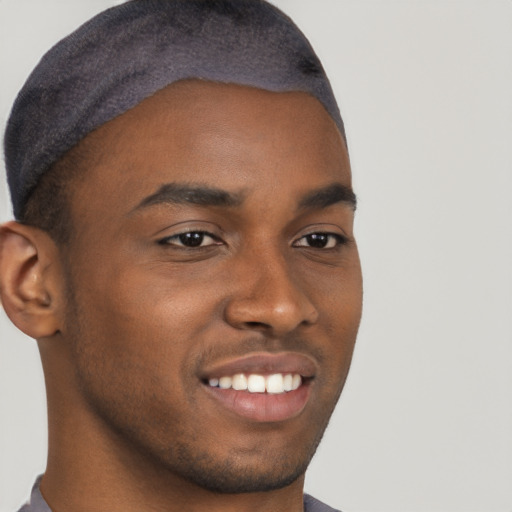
<box><xmin>159</xmin><ymin>231</ymin><xmax>220</xmax><ymax>248</ymax></box>
<box><xmin>294</xmin><ymin>233</ymin><xmax>346</xmax><ymax>249</ymax></box>
<box><xmin>179</xmin><ymin>232</ymin><xmax>205</xmax><ymax>247</ymax></box>
<box><xmin>306</xmin><ymin>234</ymin><xmax>330</xmax><ymax>248</ymax></box>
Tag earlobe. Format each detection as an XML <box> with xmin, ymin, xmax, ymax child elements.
<box><xmin>0</xmin><ymin>221</ymin><xmax>62</xmax><ymax>339</ymax></box>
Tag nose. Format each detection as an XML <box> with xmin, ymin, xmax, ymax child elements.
<box><xmin>224</xmin><ymin>249</ymin><xmax>319</xmax><ymax>336</ymax></box>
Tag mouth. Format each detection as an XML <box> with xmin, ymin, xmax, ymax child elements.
<box><xmin>200</xmin><ymin>352</ymin><xmax>316</xmax><ymax>423</ymax></box>
<box><xmin>206</xmin><ymin>372</ymin><xmax>304</xmax><ymax>394</ymax></box>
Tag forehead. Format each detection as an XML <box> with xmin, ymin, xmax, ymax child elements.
<box><xmin>68</xmin><ymin>81</ymin><xmax>351</xmax><ymax>222</ymax></box>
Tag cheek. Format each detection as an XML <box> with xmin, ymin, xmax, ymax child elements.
<box><xmin>65</xmin><ymin>261</ymin><xmax>220</xmax><ymax>395</ymax></box>
<box><xmin>304</xmin><ymin>257</ymin><xmax>362</xmax><ymax>379</ymax></box>
<box><xmin>62</xmin><ymin>266</ymin><xmax>217</xmax><ymax>441</ymax></box>
<box><xmin>79</xmin><ymin>258</ymin><xmax>217</xmax><ymax>332</ymax></box>
<box><xmin>306</xmin><ymin>253</ymin><xmax>363</xmax><ymax>325</ymax></box>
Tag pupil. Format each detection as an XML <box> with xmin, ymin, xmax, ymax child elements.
<box><xmin>307</xmin><ymin>233</ymin><xmax>328</xmax><ymax>248</ymax></box>
<box><xmin>179</xmin><ymin>232</ymin><xmax>204</xmax><ymax>247</ymax></box>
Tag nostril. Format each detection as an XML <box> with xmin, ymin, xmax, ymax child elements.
<box><xmin>244</xmin><ymin>321</ymin><xmax>270</xmax><ymax>330</ymax></box>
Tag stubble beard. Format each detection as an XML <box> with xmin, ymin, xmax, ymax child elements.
<box><xmin>62</xmin><ymin>269</ymin><xmax>340</xmax><ymax>495</ymax></box>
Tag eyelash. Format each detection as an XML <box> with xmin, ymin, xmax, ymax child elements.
<box><xmin>158</xmin><ymin>231</ymin><xmax>348</xmax><ymax>250</ymax></box>
<box><xmin>158</xmin><ymin>231</ymin><xmax>222</xmax><ymax>248</ymax></box>
<box><xmin>292</xmin><ymin>232</ymin><xmax>348</xmax><ymax>249</ymax></box>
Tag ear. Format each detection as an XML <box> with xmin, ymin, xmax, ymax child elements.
<box><xmin>0</xmin><ymin>221</ymin><xmax>63</xmax><ymax>339</ymax></box>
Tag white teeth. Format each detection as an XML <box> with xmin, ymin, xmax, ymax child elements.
<box><xmin>266</xmin><ymin>374</ymin><xmax>284</xmax><ymax>394</ymax></box>
<box><xmin>283</xmin><ymin>374</ymin><xmax>293</xmax><ymax>391</ymax></box>
<box><xmin>232</xmin><ymin>373</ymin><xmax>248</xmax><ymax>391</ymax></box>
<box><xmin>208</xmin><ymin>373</ymin><xmax>303</xmax><ymax>394</ymax></box>
<box><xmin>247</xmin><ymin>374</ymin><xmax>266</xmax><ymax>393</ymax></box>
<box><xmin>218</xmin><ymin>376</ymin><xmax>232</xmax><ymax>389</ymax></box>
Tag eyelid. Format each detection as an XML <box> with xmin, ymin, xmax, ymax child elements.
<box><xmin>292</xmin><ymin>223</ymin><xmax>349</xmax><ymax>241</ymax></box>
<box><xmin>153</xmin><ymin>219</ymin><xmax>223</xmax><ymax>237</ymax></box>
<box><xmin>158</xmin><ymin>229</ymin><xmax>224</xmax><ymax>247</ymax></box>
<box><xmin>154</xmin><ymin>219</ymin><xmax>226</xmax><ymax>248</ymax></box>
<box><xmin>293</xmin><ymin>232</ymin><xmax>348</xmax><ymax>249</ymax></box>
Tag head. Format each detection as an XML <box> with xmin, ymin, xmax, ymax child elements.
<box><xmin>1</xmin><ymin>0</ymin><xmax>362</xmax><ymax>498</ymax></box>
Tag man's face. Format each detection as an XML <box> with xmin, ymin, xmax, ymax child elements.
<box><xmin>58</xmin><ymin>81</ymin><xmax>362</xmax><ymax>493</ymax></box>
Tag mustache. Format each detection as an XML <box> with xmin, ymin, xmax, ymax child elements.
<box><xmin>192</xmin><ymin>334</ymin><xmax>326</xmax><ymax>374</ymax></box>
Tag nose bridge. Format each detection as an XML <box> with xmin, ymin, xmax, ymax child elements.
<box><xmin>224</xmin><ymin>241</ymin><xmax>318</xmax><ymax>334</ymax></box>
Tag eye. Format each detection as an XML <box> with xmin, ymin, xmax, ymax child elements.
<box><xmin>159</xmin><ymin>231</ymin><xmax>221</xmax><ymax>248</ymax></box>
<box><xmin>293</xmin><ymin>232</ymin><xmax>347</xmax><ymax>249</ymax></box>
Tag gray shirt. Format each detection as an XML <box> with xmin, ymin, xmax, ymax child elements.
<box><xmin>18</xmin><ymin>476</ymin><xmax>341</xmax><ymax>512</ymax></box>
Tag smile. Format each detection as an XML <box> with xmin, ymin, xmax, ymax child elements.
<box><xmin>200</xmin><ymin>352</ymin><xmax>316</xmax><ymax>422</ymax></box>
<box><xmin>208</xmin><ymin>373</ymin><xmax>302</xmax><ymax>394</ymax></box>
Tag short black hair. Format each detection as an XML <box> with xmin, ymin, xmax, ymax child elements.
<box><xmin>20</xmin><ymin>142</ymin><xmax>88</xmax><ymax>245</ymax></box>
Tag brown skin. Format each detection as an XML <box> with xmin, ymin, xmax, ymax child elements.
<box><xmin>0</xmin><ymin>81</ymin><xmax>362</xmax><ymax>512</ymax></box>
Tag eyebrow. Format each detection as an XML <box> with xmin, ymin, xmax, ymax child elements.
<box><xmin>298</xmin><ymin>183</ymin><xmax>357</xmax><ymax>211</ymax></box>
<box><xmin>132</xmin><ymin>181</ymin><xmax>356</xmax><ymax>214</ymax></box>
<box><xmin>134</xmin><ymin>183</ymin><xmax>244</xmax><ymax>211</ymax></box>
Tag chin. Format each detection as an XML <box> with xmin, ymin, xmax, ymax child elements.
<box><xmin>165</xmin><ymin>448</ymin><xmax>312</xmax><ymax>494</ymax></box>
<box><xmin>145</xmin><ymin>417</ymin><xmax>330</xmax><ymax>494</ymax></box>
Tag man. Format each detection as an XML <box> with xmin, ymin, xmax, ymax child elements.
<box><xmin>0</xmin><ymin>1</ymin><xmax>362</xmax><ymax>511</ymax></box>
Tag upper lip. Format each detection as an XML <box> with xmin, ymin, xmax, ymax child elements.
<box><xmin>199</xmin><ymin>352</ymin><xmax>317</xmax><ymax>379</ymax></box>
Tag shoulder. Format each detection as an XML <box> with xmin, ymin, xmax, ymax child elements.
<box><xmin>16</xmin><ymin>476</ymin><xmax>52</xmax><ymax>512</ymax></box>
<box><xmin>303</xmin><ymin>493</ymin><xmax>342</xmax><ymax>512</ymax></box>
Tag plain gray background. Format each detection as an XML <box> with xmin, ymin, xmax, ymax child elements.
<box><xmin>1</xmin><ymin>1</ymin><xmax>511</xmax><ymax>511</ymax></box>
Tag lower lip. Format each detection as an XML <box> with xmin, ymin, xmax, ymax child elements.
<box><xmin>203</xmin><ymin>382</ymin><xmax>312</xmax><ymax>422</ymax></box>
